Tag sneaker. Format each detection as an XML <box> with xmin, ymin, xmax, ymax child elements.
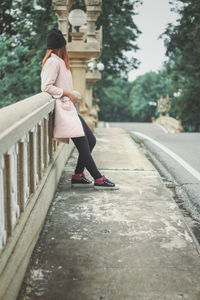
<box><xmin>71</xmin><ymin>172</ymin><xmax>93</xmax><ymax>188</ymax></box>
<box><xmin>94</xmin><ymin>175</ymin><xmax>119</xmax><ymax>190</ymax></box>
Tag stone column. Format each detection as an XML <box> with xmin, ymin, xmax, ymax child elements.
<box><xmin>85</xmin><ymin>65</ymin><xmax>101</xmax><ymax>130</ymax></box>
<box><xmin>70</xmin><ymin>59</ymin><xmax>88</xmax><ymax>116</ymax></box>
<box><xmin>85</xmin><ymin>0</ymin><xmax>102</xmax><ymax>43</ymax></box>
<box><xmin>68</xmin><ymin>32</ymin><xmax>89</xmax><ymax>117</ymax></box>
<box><xmin>68</xmin><ymin>1</ymin><xmax>102</xmax><ymax>121</ymax></box>
<box><xmin>53</xmin><ymin>0</ymin><xmax>102</xmax><ymax>127</ymax></box>
<box><xmin>85</xmin><ymin>81</ymin><xmax>93</xmax><ymax>109</ymax></box>
<box><xmin>52</xmin><ymin>0</ymin><xmax>74</xmax><ymax>41</ymax></box>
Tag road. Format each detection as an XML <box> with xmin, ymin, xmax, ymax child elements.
<box><xmin>109</xmin><ymin>122</ymin><xmax>200</xmax><ymax>222</ymax></box>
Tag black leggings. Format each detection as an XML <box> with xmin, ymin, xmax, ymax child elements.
<box><xmin>71</xmin><ymin>115</ymin><xmax>102</xmax><ymax>179</ymax></box>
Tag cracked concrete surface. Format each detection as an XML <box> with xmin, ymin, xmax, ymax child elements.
<box><xmin>18</xmin><ymin>128</ymin><xmax>200</xmax><ymax>300</ymax></box>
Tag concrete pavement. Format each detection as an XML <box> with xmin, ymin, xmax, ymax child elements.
<box><xmin>109</xmin><ymin>122</ymin><xmax>200</xmax><ymax>222</ymax></box>
<box><xmin>18</xmin><ymin>127</ymin><xmax>200</xmax><ymax>300</ymax></box>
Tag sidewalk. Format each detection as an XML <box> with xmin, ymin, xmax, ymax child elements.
<box><xmin>18</xmin><ymin>128</ymin><xmax>200</xmax><ymax>300</ymax></box>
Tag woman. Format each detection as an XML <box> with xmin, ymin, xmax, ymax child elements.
<box><xmin>41</xmin><ymin>28</ymin><xmax>118</xmax><ymax>190</ymax></box>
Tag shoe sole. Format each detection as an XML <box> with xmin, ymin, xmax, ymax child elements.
<box><xmin>94</xmin><ymin>185</ymin><xmax>119</xmax><ymax>190</ymax></box>
<box><xmin>71</xmin><ymin>183</ymin><xmax>94</xmax><ymax>188</ymax></box>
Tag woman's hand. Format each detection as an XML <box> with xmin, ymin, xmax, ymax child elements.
<box><xmin>63</xmin><ymin>90</ymin><xmax>78</xmax><ymax>104</ymax></box>
<box><xmin>68</xmin><ymin>92</ymin><xmax>78</xmax><ymax>104</ymax></box>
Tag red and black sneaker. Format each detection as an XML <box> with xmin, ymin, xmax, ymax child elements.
<box><xmin>71</xmin><ymin>172</ymin><xmax>93</xmax><ymax>188</ymax></box>
<box><xmin>94</xmin><ymin>175</ymin><xmax>119</xmax><ymax>190</ymax></box>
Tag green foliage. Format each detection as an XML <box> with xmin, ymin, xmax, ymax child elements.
<box><xmin>0</xmin><ymin>0</ymin><xmax>15</xmax><ymax>36</ymax></box>
<box><xmin>0</xmin><ymin>0</ymin><xmax>141</xmax><ymax>124</ymax></box>
<box><xmin>129</xmin><ymin>71</ymin><xmax>174</xmax><ymax>122</ymax></box>
<box><xmin>0</xmin><ymin>0</ymin><xmax>57</xmax><ymax>108</ymax></box>
<box><xmin>0</xmin><ymin>39</ymin><xmax>45</xmax><ymax>106</ymax></box>
<box><xmin>95</xmin><ymin>0</ymin><xmax>142</xmax><ymax>121</ymax></box>
<box><xmin>97</xmin><ymin>76</ymin><xmax>133</xmax><ymax>122</ymax></box>
<box><xmin>162</xmin><ymin>0</ymin><xmax>200</xmax><ymax>131</ymax></box>
<box><xmin>97</xmin><ymin>0</ymin><xmax>141</xmax><ymax>77</ymax></box>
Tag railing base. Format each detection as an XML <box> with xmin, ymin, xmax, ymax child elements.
<box><xmin>0</xmin><ymin>142</ymin><xmax>74</xmax><ymax>300</ymax></box>
<box><xmin>153</xmin><ymin>116</ymin><xmax>184</xmax><ymax>133</ymax></box>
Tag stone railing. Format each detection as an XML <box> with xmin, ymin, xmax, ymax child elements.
<box><xmin>0</xmin><ymin>93</ymin><xmax>74</xmax><ymax>300</ymax></box>
<box><xmin>154</xmin><ymin>115</ymin><xmax>183</xmax><ymax>133</ymax></box>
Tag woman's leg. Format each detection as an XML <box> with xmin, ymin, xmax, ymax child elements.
<box><xmin>71</xmin><ymin>135</ymin><xmax>102</xmax><ymax>179</ymax></box>
<box><xmin>79</xmin><ymin>115</ymin><xmax>96</xmax><ymax>151</ymax></box>
<box><xmin>71</xmin><ymin>116</ymin><xmax>119</xmax><ymax>189</ymax></box>
<box><xmin>73</xmin><ymin>115</ymin><xmax>97</xmax><ymax>174</ymax></box>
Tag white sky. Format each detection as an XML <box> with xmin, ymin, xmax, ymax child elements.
<box><xmin>128</xmin><ymin>0</ymin><xmax>179</xmax><ymax>81</ymax></box>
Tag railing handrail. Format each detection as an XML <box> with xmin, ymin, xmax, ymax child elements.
<box><xmin>0</xmin><ymin>92</ymin><xmax>54</xmax><ymax>157</ymax></box>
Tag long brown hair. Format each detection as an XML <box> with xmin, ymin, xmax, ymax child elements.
<box><xmin>42</xmin><ymin>46</ymin><xmax>70</xmax><ymax>69</ymax></box>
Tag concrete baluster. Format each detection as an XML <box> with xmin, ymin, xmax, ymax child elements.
<box><xmin>29</xmin><ymin>126</ymin><xmax>39</xmax><ymax>194</ymax></box>
<box><xmin>5</xmin><ymin>144</ymin><xmax>20</xmax><ymax>236</ymax></box>
<box><xmin>53</xmin><ymin>140</ymin><xmax>57</xmax><ymax>152</ymax></box>
<box><xmin>0</xmin><ymin>156</ymin><xmax>6</xmax><ymax>249</ymax></box>
<box><xmin>43</xmin><ymin>116</ymin><xmax>50</xmax><ymax>168</ymax></box>
<box><xmin>48</xmin><ymin>112</ymin><xmax>54</xmax><ymax>162</ymax></box>
<box><xmin>18</xmin><ymin>134</ymin><xmax>30</xmax><ymax>213</ymax></box>
<box><xmin>38</xmin><ymin>120</ymin><xmax>45</xmax><ymax>180</ymax></box>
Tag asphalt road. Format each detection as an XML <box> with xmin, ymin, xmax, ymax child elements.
<box><xmin>109</xmin><ymin>122</ymin><xmax>200</xmax><ymax>222</ymax></box>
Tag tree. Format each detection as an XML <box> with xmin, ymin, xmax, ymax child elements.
<box><xmin>97</xmin><ymin>76</ymin><xmax>133</xmax><ymax>121</ymax></box>
<box><xmin>0</xmin><ymin>0</ymin><xmax>16</xmax><ymax>36</ymax></box>
<box><xmin>0</xmin><ymin>0</ymin><xmax>141</xmax><ymax>124</ymax></box>
<box><xmin>97</xmin><ymin>0</ymin><xmax>141</xmax><ymax>77</ymax></box>
<box><xmin>0</xmin><ymin>0</ymin><xmax>57</xmax><ymax>107</ymax></box>
<box><xmin>129</xmin><ymin>71</ymin><xmax>174</xmax><ymax>122</ymax></box>
<box><xmin>94</xmin><ymin>0</ymin><xmax>142</xmax><ymax>121</ymax></box>
<box><xmin>162</xmin><ymin>0</ymin><xmax>200</xmax><ymax>131</ymax></box>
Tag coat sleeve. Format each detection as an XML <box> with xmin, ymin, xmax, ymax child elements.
<box><xmin>41</xmin><ymin>58</ymin><xmax>63</xmax><ymax>99</ymax></box>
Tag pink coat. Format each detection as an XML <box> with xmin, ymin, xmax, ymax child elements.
<box><xmin>41</xmin><ymin>53</ymin><xmax>85</xmax><ymax>144</ymax></box>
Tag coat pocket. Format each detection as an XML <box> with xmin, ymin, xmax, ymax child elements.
<box><xmin>60</xmin><ymin>97</ymin><xmax>72</xmax><ymax>111</ymax></box>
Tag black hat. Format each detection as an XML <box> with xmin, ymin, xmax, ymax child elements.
<box><xmin>46</xmin><ymin>28</ymin><xmax>66</xmax><ymax>49</ymax></box>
